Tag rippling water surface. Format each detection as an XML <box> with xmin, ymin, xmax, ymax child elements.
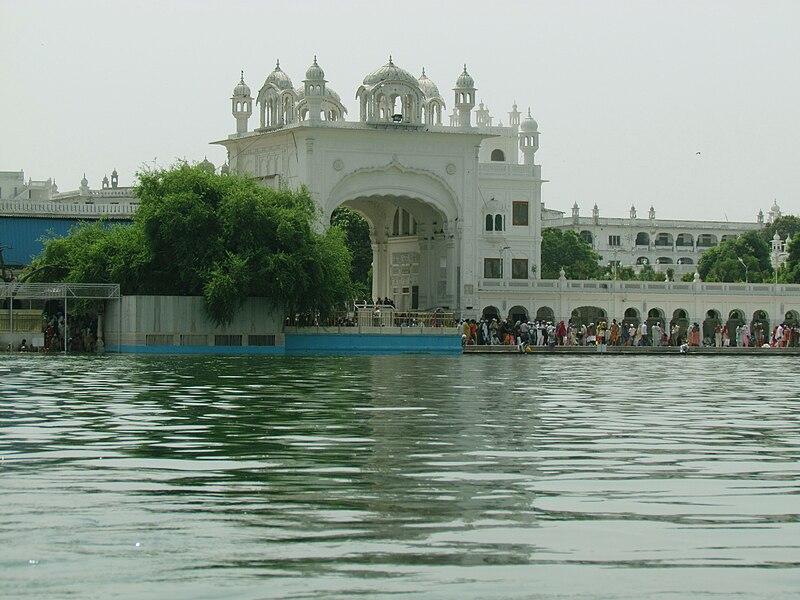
<box><xmin>1</xmin><ymin>354</ymin><xmax>799</xmax><ymax>599</ymax></box>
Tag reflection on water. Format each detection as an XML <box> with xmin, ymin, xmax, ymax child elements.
<box><xmin>1</xmin><ymin>354</ymin><xmax>799</xmax><ymax>599</ymax></box>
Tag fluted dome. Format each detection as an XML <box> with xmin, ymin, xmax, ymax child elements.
<box><xmin>232</xmin><ymin>72</ymin><xmax>250</xmax><ymax>97</ymax></box>
<box><xmin>198</xmin><ymin>157</ymin><xmax>215</xmax><ymax>174</ymax></box>
<box><xmin>520</xmin><ymin>108</ymin><xmax>538</xmax><ymax>132</ymax></box>
<box><xmin>771</xmin><ymin>200</ymin><xmax>781</xmax><ymax>212</ymax></box>
<box><xmin>418</xmin><ymin>68</ymin><xmax>442</xmax><ymax>99</ymax></box>
<box><xmin>454</xmin><ymin>65</ymin><xmax>475</xmax><ymax>89</ymax></box>
<box><xmin>305</xmin><ymin>57</ymin><xmax>325</xmax><ymax>81</ymax></box>
<box><xmin>264</xmin><ymin>60</ymin><xmax>294</xmax><ymax>91</ymax></box>
<box><xmin>363</xmin><ymin>56</ymin><xmax>418</xmax><ymax>87</ymax></box>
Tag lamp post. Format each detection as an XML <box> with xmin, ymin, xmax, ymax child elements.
<box><xmin>737</xmin><ymin>256</ymin><xmax>748</xmax><ymax>284</ymax></box>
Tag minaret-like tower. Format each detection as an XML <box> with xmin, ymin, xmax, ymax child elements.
<box><xmin>453</xmin><ymin>65</ymin><xmax>475</xmax><ymax>128</ymax></box>
<box><xmin>111</xmin><ymin>168</ymin><xmax>118</xmax><ymax>188</ymax></box>
<box><xmin>231</xmin><ymin>71</ymin><xmax>253</xmax><ymax>134</ymax></box>
<box><xmin>508</xmin><ymin>102</ymin><xmax>521</xmax><ymax>128</ymax></box>
<box><xmin>519</xmin><ymin>108</ymin><xmax>539</xmax><ymax>165</ymax></box>
<box><xmin>304</xmin><ymin>56</ymin><xmax>326</xmax><ymax>123</ymax></box>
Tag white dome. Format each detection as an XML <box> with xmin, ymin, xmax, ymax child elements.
<box><xmin>363</xmin><ymin>57</ymin><xmax>418</xmax><ymax>87</ymax></box>
<box><xmin>418</xmin><ymin>68</ymin><xmax>442</xmax><ymax>99</ymax></box>
<box><xmin>232</xmin><ymin>72</ymin><xmax>250</xmax><ymax>97</ymax></box>
<box><xmin>454</xmin><ymin>65</ymin><xmax>475</xmax><ymax>89</ymax></box>
<box><xmin>305</xmin><ymin>57</ymin><xmax>325</xmax><ymax>81</ymax></box>
<box><xmin>264</xmin><ymin>60</ymin><xmax>294</xmax><ymax>91</ymax></box>
<box><xmin>520</xmin><ymin>108</ymin><xmax>538</xmax><ymax>132</ymax></box>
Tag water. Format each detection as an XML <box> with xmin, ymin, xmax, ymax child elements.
<box><xmin>1</xmin><ymin>354</ymin><xmax>799</xmax><ymax>599</ymax></box>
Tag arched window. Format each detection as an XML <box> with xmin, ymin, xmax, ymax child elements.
<box><xmin>655</xmin><ymin>233</ymin><xmax>673</xmax><ymax>246</ymax></box>
<box><xmin>656</xmin><ymin>257</ymin><xmax>673</xmax><ymax>264</ymax></box>
<box><xmin>636</xmin><ymin>256</ymin><xmax>649</xmax><ymax>265</ymax></box>
<box><xmin>677</xmin><ymin>257</ymin><xmax>693</xmax><ymax>265</ymax></box>
<box><xmin>485</xmin><ymin>214</ymin><xmax>493</xmax><ymax>231</ymax></box>
<box><xmin>580</xmin><ymin>230</ymin><xmax>593</xmax><ymax>245</ymax></box>
<box><xmin>635</xmin><ymin>232</ymin><xmax>650</xmax><ymax>246</ymax></box>
<box><xmin>676</xmin><ymin>233</ymin><xmax>693</xmax><ymax>247</ymax></box>
<box><xmin>490</xmin><ymin>149</ymin><xmax>505</xmax><ymax>162</ymax></box>
<box><xmin>495</xmin><ymin>214</ymin><xmax>503</xmax><ymax>231</ymax></box>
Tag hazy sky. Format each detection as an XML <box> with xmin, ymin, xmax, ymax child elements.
<box><xmin>3</xmin><ymin>0</ymin><xmax>798</xmax><ymax>221</ymax></box>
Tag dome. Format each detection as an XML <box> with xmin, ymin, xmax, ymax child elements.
<box><xmin>264</xmin><ymin>60</ymin><xmax>294</xmax><ymax>91</ymax></box>
<box><xmin>418</xmin><ymin>68</ymin><xmax>442</xmax><ymax>99</ymax></box>
<box><xmin>233</xmin><ymin>71</ymin><xmax>250</xmax><ymax>97</ymax></box>
<box><xmin>363</xmin><ymin>56</ymin><xmax>419</xmax><ymax>87</ymax></box>
<box><xmin>454</xmin><ymin>65</ymin><xmax>475</xmax><ymax>89</ymax></box>
<box><xmin>305</xmin><ymin>56</ymin><xmax>325</xmax><ymax>81</ymax></box>
<box><xmin>198</xmin><ymin>157</ymin><xmax>215</xmax><ymax>174</ymax></box>
<box><xmin>771</xmin><ymin>200</ymin><xmax>781</xmax><ymax>212</ymax></box>
<box><xmin>520</xmin><ymin>108</ymin><xmax>538</xmax><ymax>132</ymax></box>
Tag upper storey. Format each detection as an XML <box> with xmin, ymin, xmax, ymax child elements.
<box><xmin>227</xmin><ymin>56</ymin><xmax>540</xmax><ymax>165</ymax></box>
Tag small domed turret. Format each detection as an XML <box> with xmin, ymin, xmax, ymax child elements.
<box><xmin>198</xmin><ymin>157</ymin><xmax>215</xmax><ymax>174</ymax></box>
<box><xmin>520</xmin><ymin>108</ymin><xmax>538</xmax><ymax>132</ymax></box>
<box><xmin>232</xmin><ymin>72</ymin><xmax>250</xmax><ymax>98</ymax></box>
<box><xmin>305</xmin><ymin>56</ymin><xmax>325</xmax><ymax>81</ymax></box>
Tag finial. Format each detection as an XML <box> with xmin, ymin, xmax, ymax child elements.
<box><xmin>389</xmin><ymin>55</ymin><xmax>393</xmax><ymax>65</ymax></box>
<box><xmin>313</xmin><ymin>55</ymin><xmax>317</xmax><ymax>65</ymax></box>
<box><xmin>463</xmin><ymin>63</ymin><xmax>468</xmax><ymax>73</ymax></box>
<box><xmin>421</xmin><ymin>67</ymin><xmax>426</xmax><ymax>76</ymax></box>
<box><xmin>275</xmin><ymin>59</ymin><xmax>280</xmax><ymax>70</ymax></box>
<box><xmin>527</xmin><ymin>108</ymin><xmax>532</xmax><ymax>118</ymax></box>
<box><xmin>240</xmin><ymin>70</ymin><xmax>244</xmax><ymax>83</ymax></box>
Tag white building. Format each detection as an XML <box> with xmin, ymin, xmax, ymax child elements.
<box><xmin>51</xmin><ymin>169</ymin><xmax>138</xmax><ymax>206</ymax></box>
<box><xmin>216</xmin><ymin>57</ymin><xmax>544</xmax><ymax>316</ymax></box>
<box><xmin>0</xmin><ymin>170</ymin><xmax>57</xmax><ymax>201</ymax></box>
<box><xmin>541</xmin><ymin>202</ymin><xmax>780</xmax><ymax>277</ymax></box>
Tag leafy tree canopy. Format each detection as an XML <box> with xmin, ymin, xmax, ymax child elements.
<box><xmin>541</xmin><ymin>228</ymin><xmax>602</xmax><ymax>279</ymax></box>
<box><xmin>27</xmin><ymin>164</ymin><xmax>355</xmax><ymax>325</ymax></box>
<box><xmin>696</xmin><ymin>230</ymin><xmax>772</xmax><ymax>283</ymax></box>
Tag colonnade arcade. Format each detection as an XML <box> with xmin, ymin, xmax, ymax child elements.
<box><xmin>481</xmin><ymin>303</ymin><xmax>800</xmax><ymax>341</ymax></box>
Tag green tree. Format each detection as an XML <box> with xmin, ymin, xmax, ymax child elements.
<box><xmin>759</xmin><ymin>214</ymin><xmax>800</xmax><ymax>245</ymax></box>
<box><xmin>541</xmin><ymin>228</ymin><xmax>602</xmax><ymax>279</ymax></box>
<box><xmin>696</xmin><ymin>230</ymin><xmax>772</xmax><ymax>282</ymax></box>
<box><xmin>28</xmin><ymin>164</ymin><xmax>355</xmax><ymax>325</ymax></box>
<box><xmin>330</xmin><ymin>207</ymin><xmax>372</xmax><ymax>299</ymax></box>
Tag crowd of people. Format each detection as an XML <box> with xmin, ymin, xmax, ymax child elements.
<box><xmin>5</xmin><ymin>312</ymin><xmax>99</xmax><ymax>353</ymax></box>
<box><xmin>459</xmin><ymin>317</ymin><xmax>800</xmax><ymax>349</ymax></box>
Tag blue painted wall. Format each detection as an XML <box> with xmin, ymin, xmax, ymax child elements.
<box><xmin>0</xmin><ymin>216</ymin><xmax>132</xmax><ymax>266</ymax></box>
<box><xmin>285</xmin><ymin>333</ymin><xmax>462</xmax><ymax>355</ymax></box>
<box><xmin>106</xmin><ymin>334</ymin><xmax>461</xmax><ymax>356</ymax></box>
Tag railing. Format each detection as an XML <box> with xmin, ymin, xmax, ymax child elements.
<box><xmin>0</xmin><ymin>309</ymin><xmax>42</xmax><ymax>332</ymax></box>
<box><xmin>0</xmin><ymin>201</ymin><xmax>136</xmax><ymax>217</ymax></box>
<box><xmin>284</xmin><ymin>307</ymin><xmax>457</xmax><ymax>332</ymax></box>
<box><xmin>476</xmin><ymin>278</ymin><xmax>800</xmax><ymax>296</ymax></box>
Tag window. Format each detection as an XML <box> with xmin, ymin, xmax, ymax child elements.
<box><xmin>511</xmin><ymin>258</ymin><xmax>528</xmax><ymax>279</ymax></box>
<box><xmin>608</xmin><ymin>235</ymin><xmax>621</xmax><ymax>247</ymax></box>
<box><xmin>635</xmin><ymin>232</ymin><xmax>650</xmax><ymax>246</ymax></box>
<box><xmin>495</xmin><ymin>214</ymin><xmax>503</xmax><ymax>231</ymax></box>
<box><xmin>512</xmin><ymin>201</ymin><xmax>529</xmax><ymax>226</ymax></box>
<box><xmin>655</xmin><ymin>233</ymin><xmax>673</xmax><ymax>246</ymax></box>
<box><xmin>490</xmin><ymin>149</ymin><xmax>505</xmax><ymax>162</ymax></box>
<box><xmin>485</xmin><ymin>214</ymin><xmax>493</xmax><ymax>231</ymax></box>
<box><xmin>580</xmin><ymin>230</ymin><xmax>593</xmax><ymax>245</ymax></box>
<box><xmin>484</xmin><ymin>258</ymin><xmax>502</xmax><ymax>279</ymax></box>
<box><xmin>401</xmin><ymin>210</ymin><xmax>410</xmax><ymax>235</ymax></box>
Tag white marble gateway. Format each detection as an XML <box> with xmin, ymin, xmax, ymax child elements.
<box><xmin>215</xmin><ymin>57</ymin><xmax>544</xmax><ymax>316</ymax></box>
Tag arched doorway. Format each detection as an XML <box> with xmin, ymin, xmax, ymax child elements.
<box><xmin>703</xmin><ymin>309</ymin><xmax>721</xmax><ymax>344</ymax></box>
<box><xmin>508</xmin><ymin>305</ymin><xmax>528</xmax><ymax>323</ymax></box>
<box><xmin>671</xmin><ymin>308</ymin><xmax>689</xmax><ymax>344</ymax></box>
<box><xmin>482</xmin><ymin>305</ymin><xmax>500</xmax><ymax>321</ymax></box>
<box><xmin>325</xmin><ymin>162</ymin><xmax>461</xmax><ymax>312</ymax></box>
<box><xmin>727</xmin><ymin>309</ymin><xmax>746</xmax><ymax>346</ymax></box>
<box><xmin>647</xmin><ymin>308</ymin><xmax>666</xmax><ymax>345</ymax></box>
<box><xmin>536</xmin><ymin>306</ymin><xmax>555</xmax><ymax>323</ymax></box>
<box><xmin>571</xmin><ymin>305</ymin><xmax>607</xmax><ymax>326</ymax></box>
<box><xmin>751</xmin><ymin>310</ymin><xmax>770</xmax><ymax>346</ymax></box>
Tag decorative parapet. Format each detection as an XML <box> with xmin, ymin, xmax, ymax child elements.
<box><xmin>477</xmin><ymin>278</ymin><xmax>800</xmax><ymax>297</ymax></box>
<box><xmin>0</xmin><ymin>201</ymin><xmax>136</xmax><ymax>219</ymax></box>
